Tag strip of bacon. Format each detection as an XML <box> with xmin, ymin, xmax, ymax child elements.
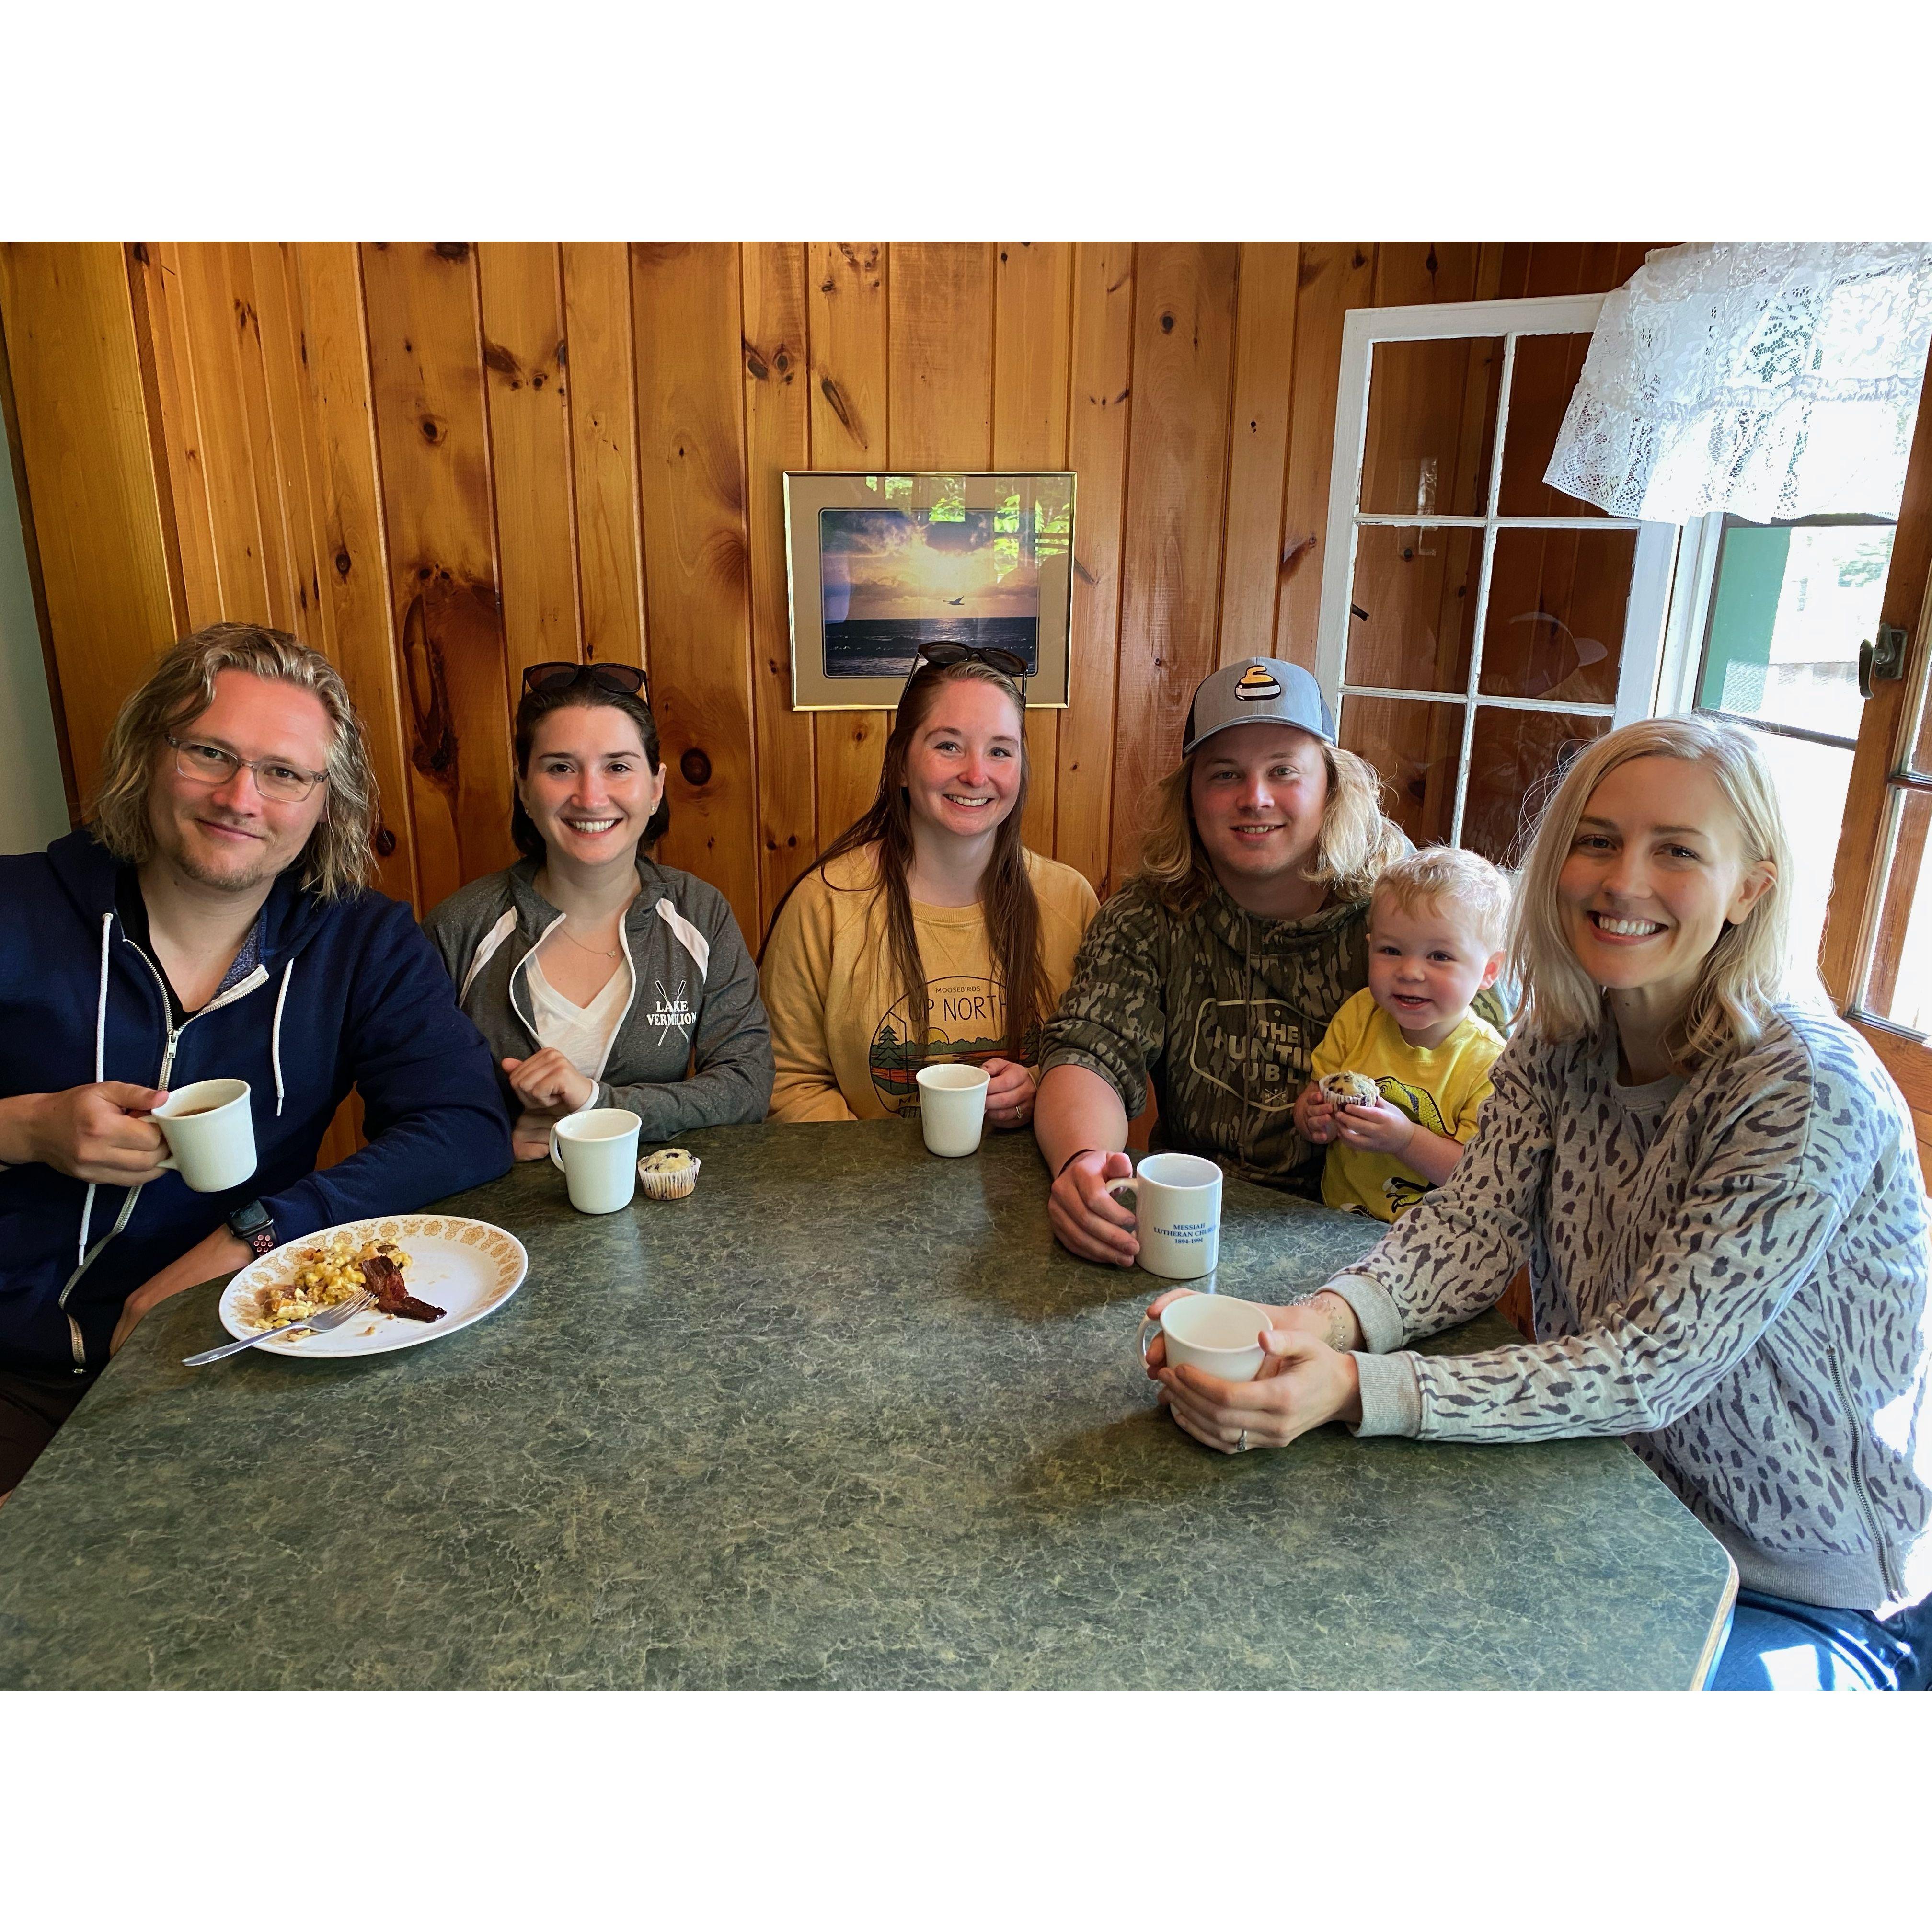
<box><xmin>360</xmin><ymin>1253</ymin><xmax>445</xmax><ymax>1324</ymax></box>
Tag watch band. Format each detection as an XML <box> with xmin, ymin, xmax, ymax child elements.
<box><xmin>228</xmin><ymin>1200</ymin><xmax>278</xmax><ymax>1258</ymax></box>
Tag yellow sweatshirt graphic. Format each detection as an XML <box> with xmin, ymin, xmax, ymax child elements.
<box><xmin>1310</xmin><ymin>987</ymin><xmax>1504</xmax><ymax>1220</ymax></box>
<box><xmin>762</xmin><ymin>846</ymin><xmax>1099</xmax><ymax>1122</ymax></box>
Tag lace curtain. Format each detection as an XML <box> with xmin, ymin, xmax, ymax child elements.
<box><xmin>1545</xmin><ymin>241</ymin><xmax>1932</xmax><ymax>523</ymax></box>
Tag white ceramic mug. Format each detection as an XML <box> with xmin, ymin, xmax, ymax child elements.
<box><xmin>1107</xmin><ymin>1151</ymin><xmax>1223</xmax><ymax>1278</ymax></box>
<box><xmin>150</xmin><ymin>1078</ymin><xmax>257</xmax><ymax>1193</ymax></box>
<box><xmin>550</xmin><ymin>1108</ymin><xmax>641</xmax><ymax>1213</ymax></box>
<box><xmin>915</xmin><ymin>1062</ymin><xmax>989</xmax><ymax>1158</ymax></box>
<box><xmin>1136</xmin><ymin>1293</ymin><xmax>1273</xmax><ymax>1382</ymax></box>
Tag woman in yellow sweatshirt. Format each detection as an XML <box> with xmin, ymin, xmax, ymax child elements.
<box><xmin>761</xmin><ymin>650</ymin><xmax>1098</xmax><ymax>1127</ymax></box>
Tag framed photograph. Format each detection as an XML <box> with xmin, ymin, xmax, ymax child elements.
<box><xmin>783</xmin><ymin>471</ymin><xmax>1075</xmax><ymax>709</ymax></box>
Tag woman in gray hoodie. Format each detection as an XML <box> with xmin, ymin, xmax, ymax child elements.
<box><xmin>424</xmin><ymin>665</ymin><xmax>772</xmax><ymax>1159</ymax></box>
<box><xmin>1143</xmin><ymin>716</ymin><xmax>1930</xmax><ymax>1690</ymax></box>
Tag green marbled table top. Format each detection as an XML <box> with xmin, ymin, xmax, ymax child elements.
<box><xmin>0</xmin><ymin>1121</ymin><xmax>1734</xmax><ymax>1689</ymax></box>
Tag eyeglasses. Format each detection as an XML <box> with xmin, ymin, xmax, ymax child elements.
<box><xmin>165</xmin><ymin>734</ymin><xmax>328</xmax><ymax>804</ymax></box>
<box><xmin>522</xmin><ymin>661</ymin><xmax>649</xmax><ymax>701</ymax></box>
<box><xmin>909</xmin><ymin>642</ymin><xmax>1030</xmax><ymax>685</ymax></box>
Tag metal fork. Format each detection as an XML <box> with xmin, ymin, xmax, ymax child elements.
<box><xmin>183</xmin><ymin>1290</ymin><xmax>376</xmax><ymax>1366</ymax></box>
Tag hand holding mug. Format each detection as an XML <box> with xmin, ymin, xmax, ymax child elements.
<box><xmin>1048</xmin><ymin>1148</ymin><xmax>1138</xmax><ymax>1267</ymax></box>
<box><xmin>980</xmin><ymin>1058</ymin><xmax>1037</xmax><ymax>1130</ymax></box>
<box><xmin>1148</xmin><ymin>1289</ymin><xmax>1366</xmax><ymax>1453</ymax></box>
<box><xmin>0</xmin><ymin>1082</ymin><xmax>171</xmax><ymax>1185</ymax></box>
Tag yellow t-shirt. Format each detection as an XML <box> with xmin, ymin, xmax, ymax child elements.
<box><xmin>762</xmin><ymin>845</ymin><xmax>1100</xmax><ymax>1122</ymax></box>
<box><xmin>1311</xmin><ymin>987</ymin><xmax>1505</xmax><ymax>1221</ymax></box>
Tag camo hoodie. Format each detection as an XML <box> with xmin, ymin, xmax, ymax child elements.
<box><xmin>1038</xmin><ymin>876</ymin><xmax>1371</xmax><ymax>1193</ymax></box>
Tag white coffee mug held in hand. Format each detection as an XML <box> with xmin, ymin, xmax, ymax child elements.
<box><xmin>150</xmin><ymin>1078</ymin><xmax>257</xmax><ymax>1194</ymax></box>
<box><xmin>1106</xmin><ymin>1151</ymin><xmax>1223</xmax><ymax>1278</ymax></box>
<box><xmin>1137</xmin><ymin>1293</ymin><xmax>1274</xmax><ymax>1382</ymax></box>
<box><xmin>550</xmin><ymin>1107</ymin><xmax>642</xmax><ymax>1214</ymax></box>
<box><xmin>914</xmin><ymin>1062</ymin><xmax>989</xmax><ymax>1158</ymax></box>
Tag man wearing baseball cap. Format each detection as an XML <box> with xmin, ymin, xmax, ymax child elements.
<box><xmin>1035</xmin><ymin>656</ymin><xmax>1408</xmax><ymax>1266</ymax></box>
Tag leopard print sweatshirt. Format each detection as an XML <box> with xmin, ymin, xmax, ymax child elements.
<box><xmin>1323</xmin><ymin>1003</ymin><xmax>1931</xmax><ymax>1617</ymax></box>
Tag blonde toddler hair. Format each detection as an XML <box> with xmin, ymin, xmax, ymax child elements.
<box><xmin>1372</xmin><ymin>845</ymin><xmax>1513</xmax><ymax>956</ymax></box>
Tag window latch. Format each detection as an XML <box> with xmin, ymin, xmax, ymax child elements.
<box><xmin>1859</xmin><ymin>622</ymin><xmax>1908</xmax><ymax>699</ymax></box>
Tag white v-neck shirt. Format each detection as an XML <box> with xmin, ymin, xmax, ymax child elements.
<box><xmin>524</xmin><ymin>945</ymin><xmax>633</xmax><ymax>1080</ymax></box>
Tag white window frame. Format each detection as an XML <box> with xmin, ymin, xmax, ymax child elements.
<box><xmin>1318</xmin><ymin>294</ymin><xmax>1681</xmax><ymax>845</ymax></box>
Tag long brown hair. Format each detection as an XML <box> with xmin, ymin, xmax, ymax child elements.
<box><xmin>769</xmin><ymin>657</ymin><xmax>1050</xmax><ymax>1060</ymax></box>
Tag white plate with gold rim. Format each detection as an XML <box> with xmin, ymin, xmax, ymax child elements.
<box><xmin>216</xmin><ymin>1213</ymin><xmax>529</xmax><ymax>1360</ymax></box>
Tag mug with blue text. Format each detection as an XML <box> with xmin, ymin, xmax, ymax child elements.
<box><xmin>1106</xmin><ymin>1152</ymin><xmax>1223</xmax><ymax>1279</ymax></box>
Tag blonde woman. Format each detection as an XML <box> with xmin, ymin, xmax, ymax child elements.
<box><xmin>1038</xmin><ymin>657</ymin><xmax>1410</xmax><ymax>1262</ymax></box>
<box><xmin>1143</xmin><ymin>716</ymin><xmax>1931</xmax><ymax>1691</ymax></box>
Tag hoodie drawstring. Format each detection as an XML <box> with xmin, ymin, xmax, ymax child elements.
<box><xmin>75</xmin><ymin>913</ymin><xmax>113</xmax><ymax>1265</ymax></box>
<box><xmin>270</xmin><ymin>957</ymin><xmax>294</xmax><ymax>1116</ymax></box>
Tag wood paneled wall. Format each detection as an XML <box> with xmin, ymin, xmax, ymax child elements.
<box><xmin>0</xmin><ymin>240</ymin><xmax>1658</xmax><ymax>952</ymax></box>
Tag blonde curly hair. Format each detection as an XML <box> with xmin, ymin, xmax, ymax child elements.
<box><xmin>1137</xmin><ymin>734</ymin><xmax>1408</xmax><ymax>915</ymax></box>
<box><xmin>88</xmin><ymin>623</ymin><xmax>377</xmax><ymax>900</ymax></box>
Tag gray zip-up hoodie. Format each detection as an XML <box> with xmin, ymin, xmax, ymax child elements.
<box><xmin>1324</xmin><ymin>1004</ymin><xmax>1931</xmax><ymax>1617</ymax></box>
<box><xmin>424</xmin><ymin>857</ymin><xmax>773</xmax><ymax>1141</ymax></box>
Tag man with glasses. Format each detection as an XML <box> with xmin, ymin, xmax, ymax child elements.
<box><xmin>0</xmin><ymin>624</ymin><xmax>511</xmax><ymax>1497</ymax></box>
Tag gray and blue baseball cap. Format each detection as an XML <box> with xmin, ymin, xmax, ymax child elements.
<box><xmin>1181</xmin><ymin>657</ymin><xmax>1335</xmax><ymax>755</ymax></box>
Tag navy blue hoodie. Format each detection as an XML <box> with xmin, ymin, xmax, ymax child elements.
<box><xmin>0</xmin><ymin>830</ymin><xmax>513</xmax><ymax>1377</ymax></box>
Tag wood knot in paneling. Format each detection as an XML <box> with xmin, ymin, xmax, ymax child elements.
<box><xmin>679</xmin><ymin>748</ymin><xmax>712</xmax><ymax>788</ymax></box>
<box><xmin>399</xmin><ymin>569</ymin><xmax>501</xmax><ymax>802</ymax></box>
<box><xmin>745</xmin><ymin>337</ymin><xmax>797</xmax><ymax>385</ymax></box>
<box><xmin>818</xmin><ymin>375</ymin><xmax>866</xmax><ymax>448</ymax></box>
<box><xmin>432</xmin><ymin>242</ymin><xmax>471</xmax><ymax>262</ymax></box>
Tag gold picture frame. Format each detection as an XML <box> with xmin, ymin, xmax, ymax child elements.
<box><xmin>783</xmin><ymin>471</ymin><xmax>1075</xmax><ymax>710</ymax></box>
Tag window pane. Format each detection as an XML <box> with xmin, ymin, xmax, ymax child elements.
<box><xmin>1696</xmin><ymin>522</ymin><xmax>1889</xmax><ymax>743</ymax></box>
<box><xmin>1497</xmin><ymin>333</ymin><xmax>1609</xmax><ymax>519</ymax></box>
<box><xmin>1911</xmin><ymin>660</ymin><xmax>1932</xmax><ymax>778</ymax></box>
<box><xmin>1478</xmin><ymin>526</ymin><xmax>1634</xmax><ymax>706</ymax></box>
<box><xmin>1360</xmin><ymin>337</ymin><xmax>1502</xmax><ymax>518</ymax></box>
<box><xmin>1862</xmin><ymin>789</ymin><xmax>1932</xmax><ymax>1036</ymax></box>
<box><xmin>1462</xmin><ymin>707</ymin><xmax>1612</xmax><ymax>864</ymax></box>
<box><xmin>1345</xmin><ymin>525</ymin><xmax>1481</xmax><ymax>694</ymax></box>
<box><xmin>1744</xmin><ymin>729</ymin><xmax>1854</xmax><ymax>984</ymax></box>
<box><xmin>1338</xmin><ymin>695</ymin><xmax>1459</xmax><ymax>847</ymax></box>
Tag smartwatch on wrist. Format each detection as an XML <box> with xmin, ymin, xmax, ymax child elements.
<box><xmin>227</xmin><ymin>1199</ymin><xmax>278</xmax><ymax>1258</ymax></box>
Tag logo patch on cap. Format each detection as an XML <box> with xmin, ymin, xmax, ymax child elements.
<box><xmin>1233</xmin><ymin>665</ymin><xmax>1282</xmax><ymax>702</ymax></box>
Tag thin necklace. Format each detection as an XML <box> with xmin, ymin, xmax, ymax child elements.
<box><xmin>558</xmin><ymin>923</ymin><xmax>622</xmax><ymax>960</ymax></box>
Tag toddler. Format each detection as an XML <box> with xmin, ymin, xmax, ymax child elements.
<box><xmin>1294</xmin><ymin>846</ymin><xmax>1510</xmax><ymax>1220</ymax></box>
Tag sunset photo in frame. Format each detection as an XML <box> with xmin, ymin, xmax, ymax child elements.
<box><xmin>783</xmin><ymin>472</ymin><xmax>1075</xmax><ymax>710</ymax></box>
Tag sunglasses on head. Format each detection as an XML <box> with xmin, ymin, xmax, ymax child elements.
<box><xmin>909</xmin><ymin>641</ymin><xmax>1030</xmax><ymax>685</ymax></box>
<box><xmin>521</xmin><ymin>661</ymin><xmax>648</xmax><ymax>701</ymax></box>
